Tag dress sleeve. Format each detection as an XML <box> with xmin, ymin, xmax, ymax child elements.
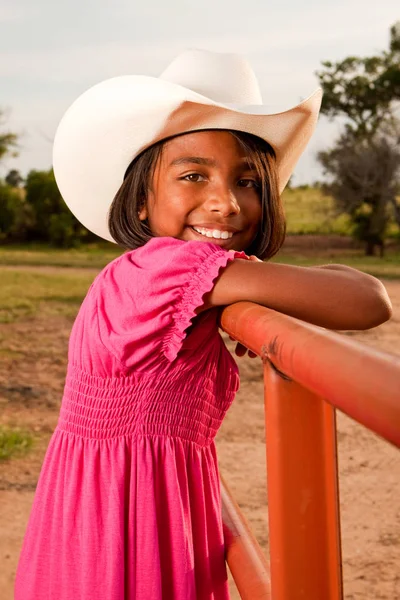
<box><xmin>96</xmin><ymin>236</ymin><xmax>250</xmax><ymax>366</ymax></box>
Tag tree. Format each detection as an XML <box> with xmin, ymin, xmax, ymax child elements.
<box><xmin>316</xmin><ymin>22</ymin><xmax>400</xmax><ymax>138</ymax></box>
<box><xmin>0</xmin><ymin>181</ymin><xmax>21</xmax><ymax>239</ymax></box>
<box><xmin>318</xmin><ymin>127</ymin><xmax>400</xmax><ymax>256</ymax></box>
<box><xmin>315</xmin><ymin>22</ymin><xmax>400</xmax><ymax>255</ymax></box>
<box><xmin>0</xmin><ymin>109</ymin><xmax>18</xmax><ymax>162</ymax></box>
<box><xmin>5</xmin><ymin>169</ymin><xmax>24</xmax><ymax>188</ymax></box>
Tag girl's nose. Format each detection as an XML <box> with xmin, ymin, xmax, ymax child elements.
<box><xmin>206</xmin><ymin>183</ymin><xmax>241</xmax><ymax>215</ymax></box>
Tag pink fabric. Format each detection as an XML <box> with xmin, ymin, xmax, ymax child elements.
<box><xmin>15</xmin><ymin>237</ymin><xmax>250</xmax><ymax>599</ymax></box>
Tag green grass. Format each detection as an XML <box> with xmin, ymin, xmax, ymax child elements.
<box><xmin>0</xmin><ymin>270</ymin><xmax>94</xmax><ymax>323</ymax></box>
<box><xmin>282</xmin><ymin>188</ymin><xmax>352</xmax><ymax>235</ymax></box>
<box><xmin>1</xmin><ymin>242</ymin><xmax>400</xmax><ymax>285</ymax></box>
<box><xmin>281</xmin><ymin>188</ymin><xmax>399</xmax><ymax>236</ymax></box>
<box><xmin>0</xmin><ymin>242</ymin><xmax>122</xmax><ymax>269</ymax></box>
<box><xmin>0</xmin><ymin>426</ymin><xmax>33</xmax><ymax>461</ymax></box>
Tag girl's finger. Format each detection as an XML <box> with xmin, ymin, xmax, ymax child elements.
<box><xmin>229</xmin><ymin>335</ymin><xmax>258</xmax><ymax>358</ymax></box>
<box><xmin>234</xmin><ymin>343</ymin><xmax>247</xmax><ymax>357</ymax></box>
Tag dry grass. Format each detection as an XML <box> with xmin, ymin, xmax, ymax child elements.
<box><xmin>0</xmin><ymin>270</ymin><xmax>94</xmax><ymax>323</ymax></box>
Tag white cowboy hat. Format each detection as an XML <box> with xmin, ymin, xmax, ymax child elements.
<box><xmin>53</xmin><ymin>49</ymin><xmax>322</xmax><ymax>243</ymax></box>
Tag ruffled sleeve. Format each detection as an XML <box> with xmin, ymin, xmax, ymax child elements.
<box><xmin>95</xmin><ymin>236</ymin><xmax>250</xmax><ymax>367</ymax></box>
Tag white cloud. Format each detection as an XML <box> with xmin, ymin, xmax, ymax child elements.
<box><xmin>0</xmin><ymin>5</ymin><xmax>27</xmax><ymax>22</ymax></box>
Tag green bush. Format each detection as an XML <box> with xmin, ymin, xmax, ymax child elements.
<box><xmin>11</xmin><ymin>169</ymin><xmax>97</xmax><ymax>247</ymax></box>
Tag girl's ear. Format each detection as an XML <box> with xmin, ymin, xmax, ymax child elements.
<box><xmin>138</xmin><ymin>204</ymin><xmax>148</xmax><ymax>221</ymax></box>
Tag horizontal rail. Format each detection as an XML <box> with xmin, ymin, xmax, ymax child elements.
<box><xmin>219</xmin><ymin>301</ymin><xmax>400</xmax><ymax>448</ymax></box>
<box><xmin>221</xmin><ymin>474</ymin><xmax>271</xmax><ymax>599</ymax></box>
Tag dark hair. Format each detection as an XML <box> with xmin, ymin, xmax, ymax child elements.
<box><xmin>108</xmin><ymin>129</ymin><xmax>286</xmax><ymax>260</ymax></box>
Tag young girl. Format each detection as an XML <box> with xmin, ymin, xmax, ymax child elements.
<box><xmin>15</xmin><ymin>50</ymin><xmax>391</xmax><ymax>600</ymax></box>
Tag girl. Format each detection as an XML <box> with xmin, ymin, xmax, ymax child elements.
<box><xmin>15</xmin><ymin>50</ymin><xmax>392</xmax><ymax>600</ymax></box>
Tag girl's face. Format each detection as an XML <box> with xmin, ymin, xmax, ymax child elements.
<box><xmin>138</xmin><ymin>130</ymin><xmax>262</xmax><ymax>252</ymax></box>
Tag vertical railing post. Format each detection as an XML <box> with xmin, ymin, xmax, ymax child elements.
<box><xmin>263</xmin><ymin>361</ymin><xmax>343</xmax><ymax>600</ymax></box>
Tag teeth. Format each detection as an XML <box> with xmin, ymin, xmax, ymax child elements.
<box><xmin>193</xmin><ymin>227</ymin><xmax>233</xmax><ymax>239</ymax></box>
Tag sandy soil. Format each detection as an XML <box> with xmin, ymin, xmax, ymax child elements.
<box><xmin>0</xmin><ymin>271</ymin><xmax>399</xmax><ymax>599</ymax></box>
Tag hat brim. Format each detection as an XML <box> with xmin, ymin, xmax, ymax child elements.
<box><xmin>53</xmin><ymin>76</ymin><xmax>322</xmax><ymax>243</ymax></box>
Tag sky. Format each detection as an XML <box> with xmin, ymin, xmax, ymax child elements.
<box><xmin>0</xmin><ymin>0</ymin><xmax>398</xmax><ymax>185</ymax></box>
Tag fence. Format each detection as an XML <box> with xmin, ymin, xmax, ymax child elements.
<box><xmin>219</xmin><ymin>301</ymin><xmax>400</xmax><ymax>600</ymax></box>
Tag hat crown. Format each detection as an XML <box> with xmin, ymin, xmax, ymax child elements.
<box><xmin>159</xmin><ymin>49</ymin><xmax>263</xmax><ymax>105</ymax></box>
<box><xmin>54</xmin><ymin>49</ymin><xmax>322</xmax><ymax>243</ymax></box>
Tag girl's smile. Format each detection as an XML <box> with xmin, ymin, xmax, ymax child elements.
<box><xmin>138</xmin><ymin>130</ymin><xmax>263</xmax><ymax>252</ymax></box>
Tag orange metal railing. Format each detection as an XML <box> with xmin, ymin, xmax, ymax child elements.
<box><xmin>219</xmin><ymin>301</ymin><xmax>400</xmax><ymax>600</ymax></box>
<box><xmin>221</xmin><ymin>474</ymin><xmax>271</xmax><ymax>599</ymax></box>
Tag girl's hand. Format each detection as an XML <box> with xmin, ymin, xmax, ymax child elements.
<box><xmin>228</xmin><ymin>255</ymin><xmax>261</xmax><ymax>359</ymax></box>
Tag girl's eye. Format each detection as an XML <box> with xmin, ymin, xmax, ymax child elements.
<box><xmin>182</xmin><ymin>173</ymin><xmax>205</xmax><ymax>182</ymax></box>
<box><xmin>238</xmin><ymin>179</ymin><xmax>260</xmax><ymax>188</ymax></box>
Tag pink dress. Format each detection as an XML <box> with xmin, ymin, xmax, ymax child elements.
<box><xmin>15</xmin><ymin>236</ymin><xmax>250</xmax><ymax>600</ymax></box>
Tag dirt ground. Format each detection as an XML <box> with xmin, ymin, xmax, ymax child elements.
<box><xmin>0</xmin><ymin>267</ymin><xmax>399</xmax><ymax>599</ymax></box>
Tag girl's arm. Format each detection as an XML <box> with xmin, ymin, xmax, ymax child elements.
<box><xmin>199</xmin><ymin>259</ymin><xmax>392</xmax><ymax>330</ymax></box>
